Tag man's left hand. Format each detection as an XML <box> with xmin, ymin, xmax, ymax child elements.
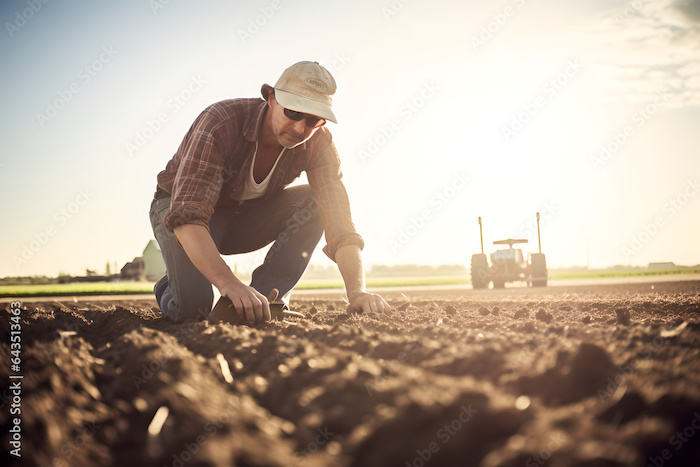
<box><xmin>347</xmin><ymin>291</ymin><xmax>391</xmax><ymax>314</ymax></box>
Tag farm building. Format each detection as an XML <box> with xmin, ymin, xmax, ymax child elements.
<box><xmin>121</xmin><ymin>240</ymin><xmax>166</xmax><ymax>281</ymax></box>
<box><xmin>142</xmin><ymin>240</ymin><xmax>166</xmax><ymax>280</ymax></box>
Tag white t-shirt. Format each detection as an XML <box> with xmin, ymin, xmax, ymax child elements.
<box><xmin>234</xmin><ymin>143</ymin><xmax>285</xmax><ymax>201</ymax></box>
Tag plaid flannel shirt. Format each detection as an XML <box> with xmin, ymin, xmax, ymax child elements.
<box><xmin>155</xmin><ymin>98</ymin><xmax>364</xmax><ymax>262</ymax></box>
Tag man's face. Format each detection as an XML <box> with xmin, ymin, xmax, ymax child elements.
<box><xmin>267</xmin><ymin>95</ymin><xmax>323</xmax><ymax>149</ymax></box>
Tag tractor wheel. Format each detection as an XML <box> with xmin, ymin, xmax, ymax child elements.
<box><xmin>492</xmin><ymin>278</ymin><xmax>505</xmax><ymax>288</ymax></box>
<box><xmin>470</xmin><ymin>254</ymin><xmax>489</xmax><ymax>289</ymax></box>
<box><xmin>529</xmin><ymin>253</ymin><xmax>548</xmax><ymax>287</ymax></box>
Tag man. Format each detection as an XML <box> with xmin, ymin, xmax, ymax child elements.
<box><xmin>149</xmin><ymin>61</ymin><xmax>389</xmax><ymax>325</ymax></box>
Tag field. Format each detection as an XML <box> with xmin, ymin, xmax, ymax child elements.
<box><xmin>1</xmin><ymin>268</ymin><xmax>699</xmax><ymax>297</ymax></box>
<box><xmin>0</xmin><ymin>277</ymin><xmax>469</xmax><ymax>298</ymax></box>
<box><xmin>1</xmin><ymin>279</ymin><xmax>700</xmax><ymax>466</ymax></box>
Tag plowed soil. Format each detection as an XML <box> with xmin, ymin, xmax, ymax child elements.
<box><xmin>2</xmin><ymin>280</ymin><xmax>700</xmax><ymax>467</ymax></box>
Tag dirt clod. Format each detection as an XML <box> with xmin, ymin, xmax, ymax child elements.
<box><xmin>514</xmin><ymin>308</ymin><xmax>529</xmax><ymax>319</ymax></box>
<box><xmin>615</xmin><ymin>307</ymin><xmax>631</xmax><ymax>325</ymax></box>
<box><xmin>536</xmin><ymin>308</ymin><xmax>553</xmax><ymax>323</ymax></box>
<box><xmin>597</xmin><ymin>391</ymin><xmax>647</xmax><ymax>425</ymax></box>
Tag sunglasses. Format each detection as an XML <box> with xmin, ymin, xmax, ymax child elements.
<box><xmin>283</xmin><ymin>107</ymin><xmax>326</xmax><ymax>128</ymax></box>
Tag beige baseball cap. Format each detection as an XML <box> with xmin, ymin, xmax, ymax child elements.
<box><xmin>261</xmin><ymin>61</ymin><xmax>338</xmax><ymax>124</ymax></box>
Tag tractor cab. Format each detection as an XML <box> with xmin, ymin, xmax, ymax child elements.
<box><xmin>491</xmin><ymin>239</ymin><xmax>528</xmax><ymax>268</ymax></box>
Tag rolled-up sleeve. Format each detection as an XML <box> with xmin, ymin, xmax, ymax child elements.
<box><xmin>163</xmin><ymin>112</ymin><xmax>226</xmax><ymax>232</ymax></box>
<box><xmin>306</xmin><ymin>130</ymin><xmax>364</xmax><ymax>262</ymax></box>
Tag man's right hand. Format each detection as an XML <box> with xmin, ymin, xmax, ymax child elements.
<box><xmin>219</xmin><ymin>282</ymin><xmax>272</xmax><ymax>325</ymax></box>
<box><xmin>173</xmin><ymin>224</ymin><xmax>272</xmax><ymax>325</ymax></box>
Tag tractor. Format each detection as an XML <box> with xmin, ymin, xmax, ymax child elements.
<box><xmin>470</xmin><ymin>213</ymin><xmax>548</xmax><ymax>289</ymax></box>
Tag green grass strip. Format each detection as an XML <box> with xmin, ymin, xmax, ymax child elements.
<box><xmin>0</xmin><ymin>277</ymin><xmax>471</xmax><ymax>297</ymax></box>
<box><xmin>0</xmin><ymin>282</ymin><xmax>156</xmax><ymax>298</ymax></box>
<box><xmin>550</xmin><ymin>268</ymin><xmax>700</xmax><ymax>279</ymax></box>
<box><xmin>1</xmin><ymin>268</ymin><xmax>697</xmax><ymax>297</ymax></box>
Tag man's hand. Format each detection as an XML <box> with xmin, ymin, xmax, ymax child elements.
<box><xmin>219</xmin><ymin>282</ymin><xmax>272</xmax><ymax>326</ymax></box>
<box><xmin>347</xmin><ymin>291</ymin><xmax>391</xmax><ymax>314</ymax></box>
<box><xmin>335</xmin><ymin>244</ymin><xmax>391</xmax><ymax>315</ymax></box>
<box><xmin>173</xmin><ymin>224</ymin><xmax>272</xmax><ymax>325</ymax></box>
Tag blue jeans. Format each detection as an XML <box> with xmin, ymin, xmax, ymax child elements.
<box><xmin>149</xmin><ymin>185</ymin><xmax>324</xmax><ymax>321</ymax></box>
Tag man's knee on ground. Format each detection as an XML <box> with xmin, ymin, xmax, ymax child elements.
<box><xmin>163</xmin><ymin>291</ymin><xmax>213</xmax><ymax>322</ymax></box>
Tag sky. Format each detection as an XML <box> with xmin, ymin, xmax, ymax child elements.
<box><xmin>1</xmin><ymin>0</ymin><xmax>699</xmax><ymax>278</ymax></box>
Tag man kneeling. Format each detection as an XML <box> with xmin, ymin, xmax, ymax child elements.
<box><xmin>149</xmin><ymin>61</ymin><xmax>389</xmax><ymax>324</ymax></box>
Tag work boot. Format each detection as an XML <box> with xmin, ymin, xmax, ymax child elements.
<box><xmin>154</xmin><ymin>276</ymin><xmax>169</xmax><ymax>307</ymax></box>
